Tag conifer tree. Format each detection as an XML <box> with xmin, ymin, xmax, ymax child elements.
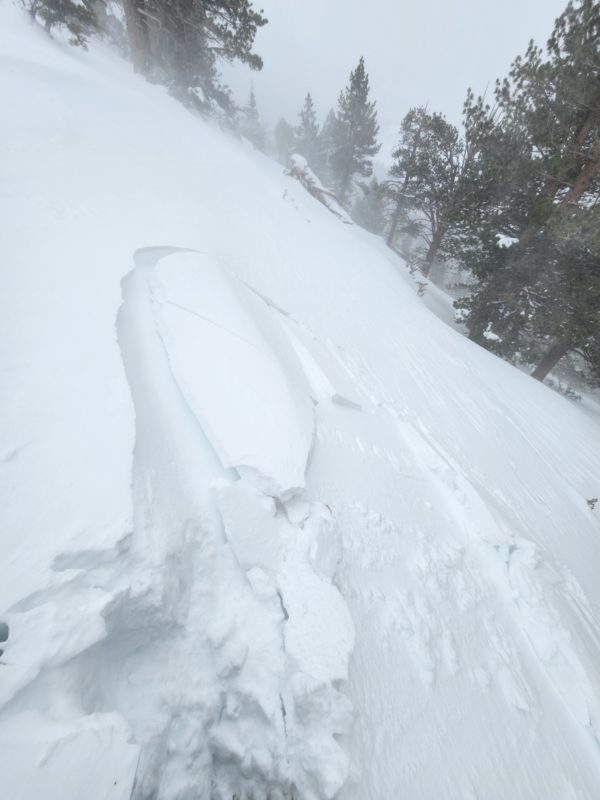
<box><xmin>240</xmin><ymin>87</ymin><xmax>266</xmax><ymax>151</ymax></box>
<box><xmin>329</xmin><ymin>57</ymin><xmax>380</xmax><ymax>205</ymax></box>
<box><xmin>496</xmin><ymin>0</ymin><xmax>600</xmax><ymax>215</ymax></box>
<box><xmin>120</xmin><ymin>0</ymin><xmax>267</xmax><ymax>112</ymax></box>
<box><xmin>385</xmin><ymin>102</ymin><xmax>490</xmax><ymax>276</ymax></box>
<box><xmin>528</xmin><ymin>206</ymin><xmax>600</xmax><ymax>382</ymax></box>
<box><xmin>24</xmin><ymin>0</ymin><xmax>97</xmax><ymax>46</ymax></box>
<box><xmin>456</xmin><ymin>203</ymin><xmax>600</xmax><ymax>381</ymax></box>
<box><xmin>456</xmin><ymin>0</ymin><xmax>600</xmax><ymax>380</ymax></box>
<box><xmin>295</xmin><ymin>93</ymin><xmax>324</xmax><ymax>175</ymax></box>
<box><xmin>389</xmin><ymin>108</ymin><xmax>461</xmax><ymax>271</ymax></box>
<box><xmin>384</xmin><ymin>113</ymin><xmax>423</xmax><ymax>250</ymax></box>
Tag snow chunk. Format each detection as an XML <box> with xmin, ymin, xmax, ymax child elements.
<box><xmin>152</xmin><ymin>252</ymin><xmax>315</xmax><ymax>496</ymax></box>
<box><xmin>215</xmin><ymin>481</ymin><xmax>354</xmax><ymax>684</ymax></box>
<box><xmin>497</xmin><ymin>234</ymin><xmax>519</xmax><ymax>248</ymax></box>
<box><xmin>483</xmin><ymin>324</ymin><xmax>502</xmax><ymax>342</ymax></box>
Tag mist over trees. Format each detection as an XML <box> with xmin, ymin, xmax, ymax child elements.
<box><xmin>259</xmin><ymin>1</ymin><xmax>598</xmax><ymax>391</ymax></box>
<box><xmin>24</xmin><ymin>0</ymin><xmax>96</xmax><ymax>45</ymax></box>
<box><xmin>25</xmin><ymin>0</ymin><xmax>267</xmax><ymax>114</ymax></box>
<box><xmin>240</xmin><ymin>86</ymin><xmax>266</xmax><ymax>151</ymax></box>
<box><xmin>23</xmin><ymin>0</ymin><xmax>600</xmax><ymax>388</ymax></box>
<box><xmin>120</xmin><ymin>0</ymin><xmax>268</xmax><ymax>113</ymax></box>
<box><xmin>271</xmin><ymin>61</ymin><xmax>381</xmax><ymax>209</ymax></box>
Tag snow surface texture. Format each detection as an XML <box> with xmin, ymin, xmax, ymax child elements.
<box><xmin>1</xmin><ymin>4</ymin><xmax>600</xmax><ymax>798</ymax></box>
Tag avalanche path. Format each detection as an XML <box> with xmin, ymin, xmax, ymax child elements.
<box><xmin>2</xmin><ymin>9</ymin><xmax>600</xmax><ymax>797</ymax></box>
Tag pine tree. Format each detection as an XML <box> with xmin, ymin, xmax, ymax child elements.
<box><xmin>529</xmin><ymin>207</ymin><xmax>600</xmax><ymax>381</ymax></box>
<box><xmin>295</xmin><ymin>93</ymin><xmax>324</xmax><ymax>175</ymax></box>
<box><xmin>240</xmin><ymin>87</ymin><xmax>266</xmax><ymax>151</ymax></box>
<box><xmin>457</xmin><ymin>0</ymin><xmax>600</xmax><ymax>380</ymax></box>
<box><xmin>120</xmin><ymin>0</ymin><xmax>267</xmax><ymax>112</ymax></box>
<box><xmin>457</xmin><ymin>204</ymin><xmax>600</xmax><ymax>381</ymax></box>
<box><xmin>496</xmin><ymin>0</ymin><xmax>600</xmax><ymax>215</ymax></box>
<box><xmin>24</xmin><ymin>0</ymin><xmax>97</xmax><ymax>46</ymax></box>
<box><xmin>329</xmin><ymin>57</ymin><xmax>380</xmax><ymax>205</ymax></box>
<box><xmin>384</xmin><ymin>110</ymin><xmax>424</xmax><ymax>250</ymax></box>
<box><xmin>385</xmin><ymin>103</ymin><xmax>489</xmax><ymax>277</ymax></box>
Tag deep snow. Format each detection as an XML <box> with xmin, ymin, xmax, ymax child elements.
<box><xmin>1</xmin><ymin>4</ymin><xmax>600</xmax><ymax>798</ymax></box>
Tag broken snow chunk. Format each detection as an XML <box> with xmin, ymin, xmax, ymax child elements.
<box><xmin>280</xmin><ymin>564</ymin><xmax>354</xmax><ymax>684</ymax></box>
<box><xmin>153</xmin><ymin>252</ymin><xmax>315</xmax><ymax>496</ymax></box>
<box><xmin>214</xmin><ymin>481</ymin><xmax>294</xmax><ymax>573</ymax></box>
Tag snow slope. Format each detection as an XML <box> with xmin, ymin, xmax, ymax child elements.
<box><xmin>1</xmin><ymin>4</ymin><xmax>600</xmax><ymax>797</ymax></box>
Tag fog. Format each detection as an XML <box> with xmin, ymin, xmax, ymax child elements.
<box><xmin>222</xmin><ymin>0</ymin><xmax>568</xmax><ymax>157</ymax></box>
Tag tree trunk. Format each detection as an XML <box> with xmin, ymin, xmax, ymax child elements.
<box><xmin>421</xmin><ymin>222</ymin><xmax>447</xmax><ymax>277</ymax></box>
<box><xmin>543</xmin><ymin>98</ymin><xmax>600</xmax><ymax>201</ymax></box>
<box><xmin>560</xmin><ymin>138</ymin><xmax>600</xmax><ymax>207</ymax></box>
<box><xmin>531</xmin><ymin>340</ymin><xmax>570</xmax><ymax>382</ymax></box>
<box><xmin>122</xmin><ymin>0</ymin><xmax>150</xmax><ymax>74</ymax></box>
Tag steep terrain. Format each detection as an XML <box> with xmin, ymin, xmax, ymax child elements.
<box><xmin>1</xmin><ymin>4</ymin><xmax>600</xmax><ymax>798</ymax></box>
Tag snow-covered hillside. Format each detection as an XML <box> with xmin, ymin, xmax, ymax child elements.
<box><xmin>1</xmin><ymin>4</ymin><xmax>600</xmax><ymax>798</ymax></box>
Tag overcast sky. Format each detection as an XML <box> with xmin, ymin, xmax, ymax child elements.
<box><xmin>221</xmin><ymin>0</ymin><xmax>568</xmax><ymax>161</ymax></box>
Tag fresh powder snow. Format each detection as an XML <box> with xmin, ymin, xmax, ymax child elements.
<box><xmin>1</xmin><ymin>3</ymin><xmax>600</xmax><ymax>799</ymax></box>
